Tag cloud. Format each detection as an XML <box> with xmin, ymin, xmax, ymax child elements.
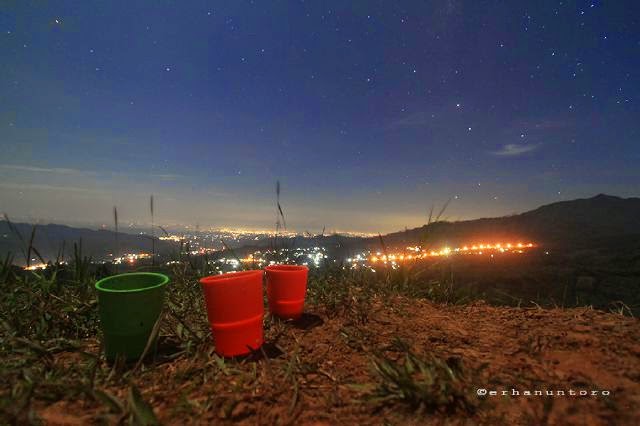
<box><xmin>0</xmin><ymin>164</ymin><xmax>184</xmax><ymax>180</ymax></box>
<box><xmin>387</xmin><ymin>112</ymin><xmax>434</xmax><ymax>128</ymax></box>
<box><xmin>508</xmin><ymin>118</ymin><xmax>573</xmax><ymax>133</ymax></box>
<box><xmin>150</xmin><ymin>173</ymin><xmax>183</xmax><ymax>181</ymax></box>
<box><xmin>0</xmin><ymin>164</ymin><xmax>97</xmax><ymax>175</ymax></box>
<box><xmin>0</xmin><ymin>182</ymin><xmax>107</xmax><ymax>194</ymax></box>
<box><xmin>491</xmin><ymin>144</ymin><xmax>539</xmax><ymax>157</ymax></box>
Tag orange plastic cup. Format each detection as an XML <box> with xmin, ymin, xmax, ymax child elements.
<box><xmin>199</xmin><ymin>270</ymin><xmax>264</xmax><ymax>357</ymax></box>
<box><xmin>265</xmin><ymin>265</ymin><xmax>309</xmax><ymax>320</ymax></box>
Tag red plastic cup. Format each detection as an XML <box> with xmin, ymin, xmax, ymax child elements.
<box><xmin>199</xmin><ymin>270</ymin><xmax>264</xmax><ymax>357</ymax></box>
<box><xmin>265</xmin><ymin>265</ymin><xmax>309</xmax><ymax>320</ymax></box>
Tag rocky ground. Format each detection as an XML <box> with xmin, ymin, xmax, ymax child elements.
<box><xmin>28</xmin><ymin>297</ymin><xmax>640</xmax><ymax>425</ymax></box>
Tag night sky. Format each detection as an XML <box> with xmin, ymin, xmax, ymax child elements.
<box><xmin>1</xmin><ymin>1</ymin><xmax>639</xmax><ymax>233</ymax></box>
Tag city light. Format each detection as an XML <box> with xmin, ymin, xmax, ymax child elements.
<box><xmin>23</xmin><ymin>263</ymin><xmax>49</xmax><ymax>271</ymax></box>
<box><xmin>112</xmin><ymin>252</ymin><xmax>152</xmax><ymax>265</ymax></box>
<box><xmin>352</xmin><ymin>242</ymin><xmax>537</xmax><ymax>265</ymax></box>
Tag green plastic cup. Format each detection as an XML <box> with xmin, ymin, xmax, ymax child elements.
<box><xmin>95</xmin><ymin>272</ymin><xmax>169</xmax><ymax>361</ymax></box>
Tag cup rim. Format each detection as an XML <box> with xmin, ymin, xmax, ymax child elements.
<box><xmin>95</xmin><ymin>272</ymin><xmax>169</xmax><ymax>293</ymax></box>
<box><xmin>199</xmin><ymin>269</ymin><xmax>264</xmax><ymax>286</ymax></box>
<box><xmin>264</xmin><ymin>264</ymin><xmax>309</xmax><ymax>273</ymax></box>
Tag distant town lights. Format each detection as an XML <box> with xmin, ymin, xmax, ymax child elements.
<box><xmin>364</xmin><ymin>242</ymin><xmax>536</xmax><ymax>264</ymax></box>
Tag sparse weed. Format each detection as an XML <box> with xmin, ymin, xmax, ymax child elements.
<box><xmin>368</xmin><ymin>339</ymin><xmax>478</xmax><ymax>414</ymax></box>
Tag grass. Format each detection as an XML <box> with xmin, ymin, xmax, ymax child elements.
<box><xmin>368</xmin><ymin>338</ymin><xmax>478</xmax><ymax>414</ymax></box>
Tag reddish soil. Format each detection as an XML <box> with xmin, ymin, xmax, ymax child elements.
<box><xmin>35</xmin><ymin>298</ymin><xmax>640</xmax><ymax>425</ymax></box>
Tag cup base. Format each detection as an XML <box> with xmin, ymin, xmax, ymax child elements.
<box><xmin>211</xmin><ymin>314</ymin><xmax>264</xmax><ymax>357</ymax></box>
<box><xmin>103</xmin><ymin>331</ymin><xmax>156</xmax><ymax>361</ymax></box>
<box><xmin>270</xmin><ymin>299</ymin><xmax>304</xmax><ymax>321</ymax></box>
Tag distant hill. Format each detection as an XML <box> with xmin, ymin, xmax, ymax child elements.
<box><xmin>369</xmin><ymin>194</ymin><xmax>640</xmax><ymax>249</ymax></box>
<box><xmin>0</xmin><ymin>222</ymin><xmax>176</xmax><ymax>265</ymax></box>
<box><xmin>3</xmin><ymin>194</ymin><xmax>639</xmax><ymax>263</ymax></box>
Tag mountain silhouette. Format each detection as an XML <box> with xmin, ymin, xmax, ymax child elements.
<box><xmin>0</xmin><ymin>222</ymin><xmax>174</xmax><ymax>265</ymax></box>
<box><xmin>370</xmin><ymin>194</ymin><xmax>640</xmax><ymax>249</ymax></box>
<box><xmin>2</xmin><ymin>194</ymin><xmax>639</xmax><ymax>263</ymax></box>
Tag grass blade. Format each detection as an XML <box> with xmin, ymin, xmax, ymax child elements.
<box><xmin>113</xmin><ymin>206</ymin><xmax>119</xmax><ymax>272</ymax></box>
<box><xmin>128</xmin><ymin>385</ymin><xmax>159</xmax><ymax>426</ymax></box>
<box><xmin>3</xmin><ymin>213</ymin><xmax>28</xmax><ymax>265</ymax></box>
<box><xmin>150</xmin><ymin>195</ymin><xmax>155</xmax><ymax>268</ymax></box>
<box><xmin>134</xmin><ymin>313</ymin><xmax>163</xmax><ymax>371</ymax></box>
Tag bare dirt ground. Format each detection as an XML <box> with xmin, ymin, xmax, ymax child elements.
<box><xmin>34</xmin><ymin>298</ymin><xmax>640</xmax><ymax>425</ymax></box>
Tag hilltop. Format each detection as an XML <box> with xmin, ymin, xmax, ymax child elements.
<box><xmin>8</xmin><ymin>298</ymin><xmax>640</xmax><ymax>425</ymax></box>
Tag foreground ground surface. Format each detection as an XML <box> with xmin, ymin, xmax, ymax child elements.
<box><xmin>19</xmin><ymin>298</ymin><xmax>640</xmax><ymax>425</ymax></box>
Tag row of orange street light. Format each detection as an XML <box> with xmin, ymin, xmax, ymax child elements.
<box><xmin>368</xmin><ymin>242</ymin><xmax>535</xmax><ymax>263</ymax></box>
